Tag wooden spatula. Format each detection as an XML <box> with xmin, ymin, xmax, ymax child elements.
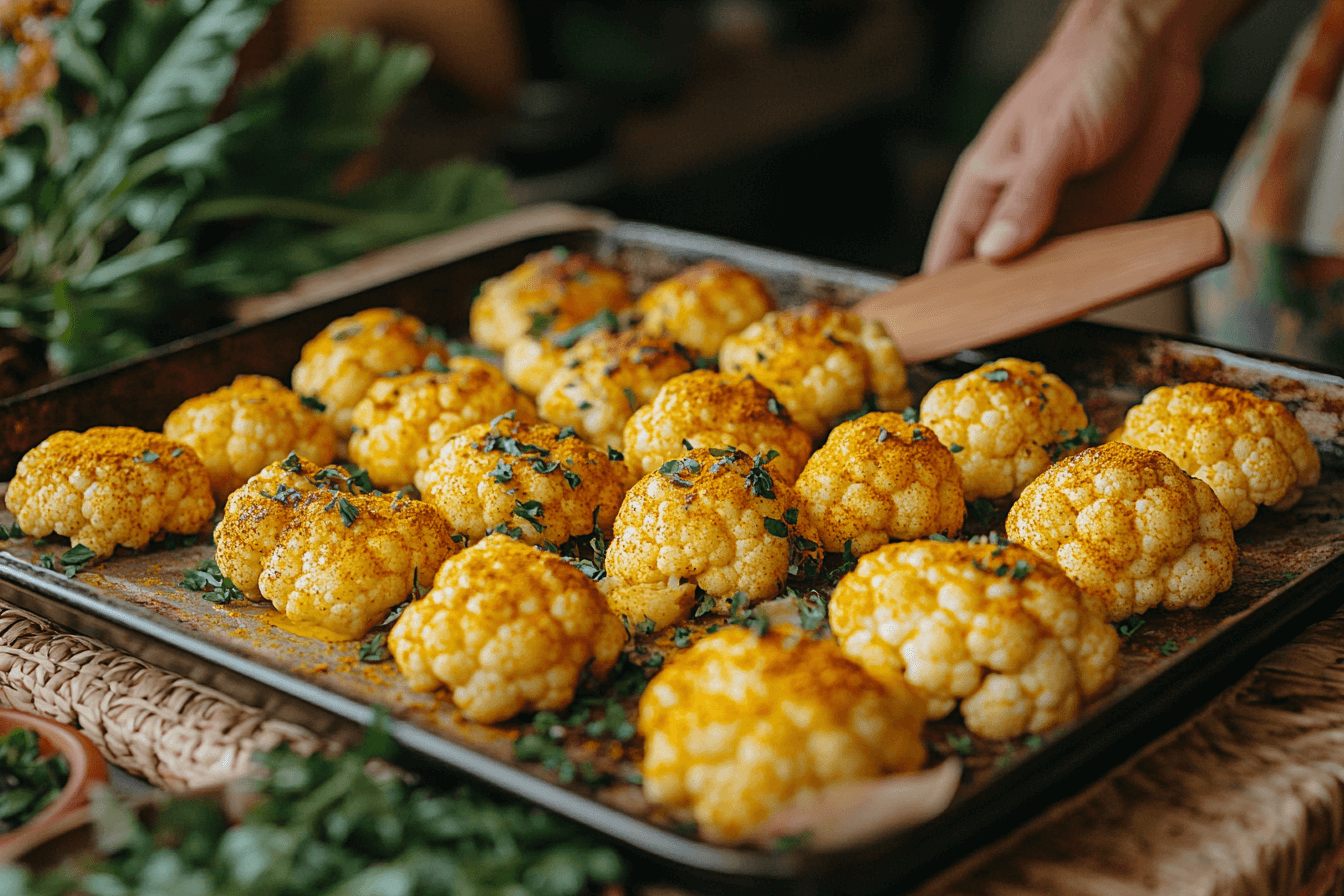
<box><xmin>855</xmin><ymin>210</ymin><xmax>1230</xmax><ymax>364</ymax></box>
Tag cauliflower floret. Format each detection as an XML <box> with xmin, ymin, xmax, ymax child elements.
<box><xmin>1112</xmin><ymin>381</ymin><xmax>1321</xmax><ymax>529</ymax></box>
<box><xmin>348</xmin><ymin>359</ymin><xmax>539</xmax><ymax>491</ymax></box>
<box><xmin>919</xmin><ymin>358</ymin><xmax>1090</xmax><ymax>501</ymax></box>
<box><xmin>604</xmin><ymin>448</ymin><xmax>822</xmax><ymax>626</ymax></box>
<box><xmin>214</xmin><ymin>454</ymin><xmax>374</xmax><ymax>599</ymax></box>
<box><xmin>719</xmin><ymin>303</ymin><xmax>911</xmax><ymax>439</ymax></box>
<box><xmin>501</xmin><ymin>309</ymin><xmax>627</xmax><ymax>398</ymax></box>
<box><xmin>291</xmin><ymin>308</ymin><xmax>445</xmax><ymax>444</ymax></box>
<box><xmin>162</xmin><ymin>375</ymin><xmax>338</xmax><ymax>503</ymax></box>
<box><xmin>259</xmin><ymin>490</ymin><xmax>459</xmax><ymax>640</ymax></box>
<box><xmin>830</xmin><ymin>539</ymin><xmax>1118</xmax><ymax>738</ymax></box>
<box><xmin>639</xmin><ymin>625</ymin><xmax>925</xmax><ymax>843</ymax></box>
<box><xmin>388</xmin><ymin>534</ymin><xmax>627</xmax><ymax>723</ymax></box>
<box><xmin>622</xmin><ymin>370</ymin><xmax>813</xmax><ymax>482</ymax></box>
<box><xmin>6</xmin><ymin>427</ymin><xmax>215</xmax><ymax>557</ymax></box>
<box><xmin>1005</xmin><ymin>441</ymin><xmax>1238</xmax><ymax>621</ymax></box>
<box><xmin>536</xmin><ymin>330</ymin><xmax>696</xmax><ymax>450</ymax></box>
<box><xmin>469</xmin><ymin>247</ymin><xmax>631</xmax><ymax>354</ymax></box>
<box><xmin>795</xmin><ymin>414</ymin><xmax>964</xmax><ymax>555</ymax></box>
<box><xmin>419</xmin><ymin>416</ymin><xmax>628</xmax><ymax>547</ymax></box>
<box><xmin>636</xmin><ymin>260</ymin><xmax>774</xmax><ymax>358</ymax></box>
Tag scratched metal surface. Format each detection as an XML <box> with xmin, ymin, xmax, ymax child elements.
<box><xmin>0</xmin><ymin>222</ymin><xmax>1343</xmax><ymax>894</ymax></box>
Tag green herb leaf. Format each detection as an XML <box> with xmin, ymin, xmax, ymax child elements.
<box><xmin>764</xmin><ymin>517</ymin><xmax>788</xmax><ymax>538</ymax></box>
<box><xmin>982</xmin><ymin>368</ymin><xmax>1009</xmax><ymax>382</ymax></box>
<box><xmin>512</xmin><ymin>500</ymin><xmax>546</xmax><ymax>533</ymax></box>
<box><xmin>946</xmin><ymin>733</ymin><xmax>976</xmax><ymax>756</ymax></box>
<box><xmin>784</xmin><ymin>507</ymin><xmax>799</xmax><ymax>525</ymax></box>
<box><xmin>607</xmin><ymin>446</ymin><xmax>624</xmax><ymax>461</ymax></box>
<box><xmin>949</xmin><ymin>443</ymin><xmax>963</xmax><ymax>453</ymax></box>
<box><xmin>180</xmin><ymin>558</ymin><xmax>245</xmax><ymax>604</ymax></box>
<box><xmin>337</xmin><ymin>497</ymin><xmax>359</xmax><ymax>527</ymax></box>
<box><xmin>556</xmin><ymin>426</ymin><xmax>577</xmax><ymax>440</ymax></box>
<box><xmin>358</xmin><ymin>632</ymin><xmax>390</xmax><ymax>663</ymax></box>
<box><xmin>136</xmin><ymin>451</ymin><xmax>159</xmax><ymax>463</ymax></box>
<box><xmin>902</xmin><ymin>407</ymin><xmax>919</xmax><ymax>422</ymax></box>
<box><xmin>59</xmin><ymin>545</ymin><xmax>98</xmax><ymax>577</ymax></box>
<box><xmin>1114</xmin><ymin>615</ymin><xmax>1145</xmax><ymax>638</ymax></box>
<box><xmin>300</xmin><ymin>395</ymin><xmax>326</xmax><ymax>412</ymax></box>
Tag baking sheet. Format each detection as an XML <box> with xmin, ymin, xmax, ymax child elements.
<box><xmin>0</xmin><ymin>222</ymin><xmax>1342</xmax><ymax>894</ymax></box>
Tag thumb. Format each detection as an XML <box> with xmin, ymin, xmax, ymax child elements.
<box><xmin>975</xmin><ymin>139</ymin><xmax>1073</xmax><ymax>262</ymax></box>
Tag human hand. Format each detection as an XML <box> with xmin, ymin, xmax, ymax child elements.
<box><xmin>922</xmin><ymin>0</ymin><xmax>1204</xmax><ymax>273</ymax></box>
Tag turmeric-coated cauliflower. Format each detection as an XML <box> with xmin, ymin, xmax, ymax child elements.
<box><xmin>829</xmin><ymin>539</ymin><xmax>1119</xmax><ymax>739</ymax></box>
<box><xmin>604</xmin><ymin>448</ymin><xmax>822</xmax><ymax>625</ymax></box>
<box><xmin>500</xmin><ymin>309</ymin><xmax>627</xmax><ymax>398</ymax></box>
<box><xmin>636</xmin><ymin>260</ymin><xmax>774</xmax><ymax>358</ymax></box>
<box><xmin>1112</xmin><ymin>381</ymin><xmax>1321</xmax><ymax>529</ymax></box>
<box><xmin>163</xmin><ymin>375</ymin><xmax>338</xmax><ymax>503</ymax></box>
<box><xmin>419</xmin><ymin>416</ymin><xmax>628</xmax><ymax>547</ymax></box>
<box><xmin>795</xmin><ymin>414</ymin><xmax>964</xmax><ymax>555</ymax></box>
<box><xmin>919</xmin><ymin>358</ymin><xmax>1090</xmax><ymax>501</ymax></box>
<box><xmin>214</xmin><ymin>454</ymin><xmax>376</xmax><ymax>600</ymax></box>
<box><xmin>1006</xmin><ymin>442</ymin><xmax>1237</xmax><ymax>621</ymax></box>
<box><xmin>536</xmin><ymin>330</ymin><xmax>696</xmax><ymax>450</ymax></box>
<box><xmin>348</xmin><ymin>358</ymin><xmax>538</xmax><ymax>491</ymax></box>
<box><xmin>622</xmin><ymin>370</ymin><xmax>812</xmax><ymax>482</ymax></box>
<box><xmin>389</xmin><ymin>534</ymin><xmax>627</xmax><ymax>723</ymax></box>
<box><xmin>259</xmin><ymin>490</ymin><xmax>459</xmax><ymax>640</ymax></box>
<box><xmin>291</xmin><ymin>308</ymin><xmax>445</xmax><ymax>443</ymax></box>
<box><xmin>6</xmin><ymin>427</ymin><xmax>215</xmax><ymax>557</ymax></box>
<box><xmin>639</xmin><ymin>625</ymin><xmax>926</xmax><ymax>843</ymax></box>
<box><xmin>719</xmin><ymin>303</ymin><xmax>911</xmax><ymax>439</ymax></box>
<box><xmin>469</xmin><ymin>247</ymin><xmax>631</xmax><ymax>354</ymax></box>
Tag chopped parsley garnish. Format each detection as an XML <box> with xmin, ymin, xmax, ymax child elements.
<box><xmin>0</xmin><ymin>522</ymin><xmax>22</xmax><ymax>541</ymax></box>
<box><xmin>607</xmin><ymin>446</ymin><xmax>624</xmax><ymax>461</ymax></box>
<box><xmin>528</xmin><ymin>312</ymin><xmax>556</xmax><ymax>339</ymax></box>
<box><xmin>672</xmin><ymin>628</ymin><xmax>692</xmax><ymax>648</ymax></box>
<box><xmin>1114</xmin><ymin>615</ymin><xmax>1145</xmax><ymax>638</ymax></box>
<box><xmin>579</xmin><ymin>401</ymin><xmax>593</xmax><ymax>410</ymax></box>
<box><xmin>692</xmin><ymin>591</ymin><xmax>717</xmax><ymax>617</ymax></box>
<box><xmin>623</xmin><ymin>387</ymin><xmax>638</xmax><ymax>412</ymax></box>
<box><xmin>423</xmin><ymin>354</ymin><xmax>449</xmax><ymax>373</ymax></box>
<box><xmin>299</xmin><ymin>395</ymin><xmax>326</xmax><ymax>412</ymax></box>
<box><xmin>57</xmin><ymin>545</ymin><xmax>97</xmax><ymax>578</ymax></box>
<box><xmin>763</xmin><ymin>517</ymin><xmax>788</xmax><ymax>538</ymax></box>
<box><xmin>877</xmin><ymin>427</ymin><xmax>889</xmax><ymax>443</ymax></box>
<box><xmin>135</xmin><ymin>451</ymin><xmax>159</xmax><ymax>463</ymax></box>
<box><xmin>784</xmin><ymin>507</ymin><xmax>799</xmax><ymax>525</ymax></box>
<box><xmin>281</xmin><ymin>452</ymin><xmax>305</xmax><ymax>473</ymax></box>
<box><xmin>180</xmin><ymin>558</ymin><xmax>245</xmax><ymax>604</ymax></box>
<box><xmin>37</xmin><ymin>553</ymin><xmax>53</xmax><ymax>570</ymax></box>
<box><xmin>902</xmin><ymin>407</ymin><xmax>919</xmax><ymax>423</ymax></box>
<box><xmin>946</xmin><ymin>733</ymin><xmax>976</xmax><ymax>756</ymax></box>
<box><xmin>968</xmin><ymin>497</ymin><xmax>996</xmax><ymax>526</ymax></box>
<box><xmin>337</xmin><ymin>497</ymin><xmax>360</xmax><ymax>527</ymax></box>
<box><xmin>1010</xmin><ymin>560</ymin><xmax>1032</xmax><ymax>579</ymax></box>
<box><xmin>357</xmin><ymin>632</ymin><xmax>390</xmax><ymax>663</ymax></box>
<box><xmin>766</xmin><ymin>397</ymin><xmax>782</xmax><ymax>416</ymax></box>
<box><xmin>487</xmin><ymin>522</ymin><xmax>524</xmax><ymax>540</ymax></box>
<box><xmin>330</xmin><ymin>324</ymin><xmax>363</xmax><ymax>340</ymax></box>
<box><xmin>634</xmin><ymin>616</ymin><xmax>657</xmax><ymax>636</ymax></box>
<box><xmin>512</xmin><ymin>500</ymin><xmax>546</xmax><ymax>533</ymax></box>
<box><xmin>170</xmin><ymin>447</ymin><xmax>184</xmax><ymax>458</ymax></box>
<box><xmin>795</xmin><ymin>590</ymin><xmax>828</xmax><ymax>630</ymax></box>
<box><xmin>258</xmin><ymin>483</ymin><xmax>302</xmax><ymax>504</ymax></box>
<box><xmin>532</xmin><ymin>460</ymin><xmax>560</xmax><ymax>475</ymax></box>
<box><xmin>556</xmin><ymin>426</ymin><xmax>578</xmax><ymax>440</ymax></box>
<box><xmin>745</xmin><ymin>450</ymin><xmax>778</xmax><ymax>499</ymax></box>
<box><xmin>949</xmin><ymin>443</ymin><xmax>964</xmax><ymax>453</ymax></box>
<box><xmin>911</xmin><ymin>429</ymin><xmax>925</xmax><ymax>441</ymax></box>
<box><xmin>563</xmin><ymin>470</ymin><xmax>582</xmax><ymax>489</ymax></box>
<box><xmin>1159</xmin><ymin>639</ymin><xmax>1180</xmax><ymax>657</ymax></box>
<box><xmin>982</xmin><ymin>368</ymin><xmax>1009</xmax><ymax>382</ymax></box>
<box><xmin>1024</xmin><ymin>734</ymin><xmax>1045</xmax><ymax>750</ymax></box>
<box><xmin>928</xmin><ymin>533</ymin><xmax>953</xmax><ymax>542</ymax></box>
<box><xmin>1051</xmin><ymin>423</ymin><xmax>1101</xmax><ymax>460</ymax></box>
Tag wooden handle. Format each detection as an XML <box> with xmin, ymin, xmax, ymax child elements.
<box><xmin>854</xmin><ymin>211</ymin><xmax>1230</xmax><ymax>364</ymax></box>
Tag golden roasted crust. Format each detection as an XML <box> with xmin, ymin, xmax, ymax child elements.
<box><xmin>636</xmin><ymin>260</ymin><xmax>774</xmax><ymax>357</ymax></box>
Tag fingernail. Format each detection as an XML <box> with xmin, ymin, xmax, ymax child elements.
<box><xmin>976</xmin><ymin>221</ymin><xmax>1019</xmax><ymax>259</ymax></box>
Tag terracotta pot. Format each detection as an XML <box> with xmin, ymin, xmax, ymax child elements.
<box><xmin>0</xmin><ymin>708</ymin><xmax>108</xmax><ymax>864</ymax></box>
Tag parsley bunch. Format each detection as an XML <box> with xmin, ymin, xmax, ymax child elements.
<box><xmin>0</xmin><ymin>727</ymin><xmax>69</xmax><ymax>834</ymax></box>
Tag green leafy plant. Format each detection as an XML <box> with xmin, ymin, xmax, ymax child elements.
<box><xmin>0</xmin><ymin>727</ymin><xmax>69</xmax><ymax>834</ymax></box>
<box><xmin>0</xmin><ymin>0</ymin><xmax>512</xmax><ymax>375</ymax></box>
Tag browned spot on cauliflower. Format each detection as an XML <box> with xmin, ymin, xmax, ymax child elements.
<box><xmin>622</xmin><ymin>370</ymin><xmax>813</xmax><ymax>482</ymax></box>
<box><xmin>604</xmin><ymin>448</ymin><xmax>822</xmax><ymax>627</ymax></box>
<box><xmin>1006</xmin><ymin>442</ymin><xmax>1237</xmax><ymax>621</ymax></box>
<box><xmin>536</xmin><ymin>330</ymin><xmax>696</xmax><ymax>451</ymax></box>
<box><xmin>6</xmin><ymin>427</ymin><xmax>215</xmax><ymax>557</ymax></box>
<box><xmin>469</xmin><ymin>247</ymin><xmax>630</xmax><ymax>354</ymax></box>
<box><xmin>259</xmin><ymin>490</ymin><xmax>459</xmax><ymax>640</ymax></box>
<box><xmin>214</xmin><ymin>454</ymin><xmax>374</xmax><ymax>600</ymax></box>
<box><xmin>290</xmin><ymin>307</ymin><xmax>444</xmax><ymax>444</ymax></box>
<box><xmin>719</xmin><ymin>303</ymin><xmax>911</xmax><ymax>439</ymax></box>
<box><xmin>919</xmin><ymin>358</ymin><xmax>1090</xmax><ymax>501</ymax></box>
<box><xmin>795</xmin><ymin>413</ymin><xmax>964</xmax><ymax>555</ymax></box>
<box><xmin>1112</xmin><ymin>381</ymin><xmax>1321</xmax><ymax>529</ymax></box>
<box><xmin>830</xmin><ymin>539</ymin><xmax>1118</xmax><ymax>739</ymax></box>
<box><xmin>419</xmin><ymin>416</ymin><xmax>628</xmax><ymax>548</ymax></box>
<box><xmin>388</xmin><ymin>534</ymin><xmax>627</xmax><ymax>723</ymax></box>
<box><xmin>348</xmin><ymin>358</ymin><xmax>538</xmax><ymax>492</ymax></box>
<box><xmin>636</xmin><ymin>259</ymin><xmax>774</xmax><ymax>357</ymax></box>
<box><xmin>639</xmin><ymin>625</ymin><xmax>925</xmax><ymax>843</ymax></box>
<box><xmin>163</xmin><ymin>375</ymin><xmax>338</xmax><ymax>504</ymax></box>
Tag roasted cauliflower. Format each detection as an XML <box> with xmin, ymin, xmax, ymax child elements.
<box><xmin>1112</xmin><ymin>381</ymin><xmax>1321</xmax><ymax>529</ymax></box>
<box><xmin>388</xmin><ymin>534</ymin><xmax>627</xmax><ymax>723</ymax></box>
<box><xmin>290</xmin><ymin>307</ymin><xmax>445</xmax><ymax>443</ymax></box>
<box><xmin>469</xmin><ymin>247</ymin><xmax>631</xmax><ymax>354</ymax></box>
<box><xmin>214</xmin><ymin>454</ymin><xmax>375</xmax><ymax>600</ymax></box>
<box><xmin>639</xmin><ymin>625</ymin><xmax>926</xmax><ymax>843</ymax></box>
<box><xmin>500</xmin><ymin>308</ymin><xmax>626</xmax><ymax>399</ymax></box>
<box><xmin>162</xmin><ymin>375</ymin><xmax>338</xmax><ymax>503</ymax></box>
<box><xmin>1006</xmin><ymin>442</ymin><xmax>1237</xmax><ymax>621</ymax></box>
<box><xmin>919</xmin><ymin>358</ymin><xmax>1090</xmax><ymax>501</ymax></box>
<box><xmin>719</xmin><ymin>303</ymin><xmax>911</xmax><ymax>439</ymax></box>
<box><xmin>636</xmin><ymin>259</ymin><xmax>774</xmax><ymax>358</ymax></box>
<box><xmin>259</xmin><ymin>490</ymin><xmax>459</xmax><ymax>640</ymax></box>
<box><xmin>622</xmin><ymin>370</ymin><xmax>813</xmax><ymax>482</ymax></box>
<box><xmin>829</xmin><ymin>539</ymin><xmax>1119</xmax><ymax>738</ymax></box>
<box><xmin>6</xmin><ymin>427</ymin><xmax>215</xmax><ymax>557</ymax></box>
<box><xmin>604</xmin><ymin>448</ymin><xmax>822</xmax><ymax>626</ymax></box>
<box><xmin>347</xmin><ymin>358</ymin><xmax>538</xmax><ymax>491</ymax></box>
<box><xmin>536</xmin><ymin>330</ymin><xmax>696</xmax><ymax>450</ymax></box>
<box><xmin>795</xmin><ymin>414</ymin><xmax>964</xmax><ymax>555</ymax></box>
<box><xmin>419</xmin><ymin>415</ymin><xmax>628</xmax><ymax>547</ymax></box>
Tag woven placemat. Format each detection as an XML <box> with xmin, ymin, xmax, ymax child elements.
<box><xmin>0</xmin><ymin>601</ymin><xmax>324</xmax><ymax>792</ymax></box>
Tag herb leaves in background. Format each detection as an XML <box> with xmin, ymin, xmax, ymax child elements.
<box><xmin>0</xmin><ymin>727</ymin><xmax>69</xmax><ymax>834</ymax></box>
<box><xmin>0</xmin><ymin>0</ymin><xmax>512</xmax><ymax>375</ymax></box>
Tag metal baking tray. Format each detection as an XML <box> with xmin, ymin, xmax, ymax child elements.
<box><xmin>1</xmin><ymin>220</ymin><xmax>1343</xmax><ymax>895</ymax></box>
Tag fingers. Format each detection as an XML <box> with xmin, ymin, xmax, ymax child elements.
<box><xmin>921</xmin><ymin>146</ymin><xmax>1015</xmax><ymax>274</ymax></box>
<box><xmin>974</xmin><ymin>134</ymin><xmax>1075</xmax><ymax>262</ymax></box>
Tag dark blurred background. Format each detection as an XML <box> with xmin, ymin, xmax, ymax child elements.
<box><xmin>250</xmin><ymin>0</ymin><xmax>1318</xmax><ymax>277</ymax></box>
